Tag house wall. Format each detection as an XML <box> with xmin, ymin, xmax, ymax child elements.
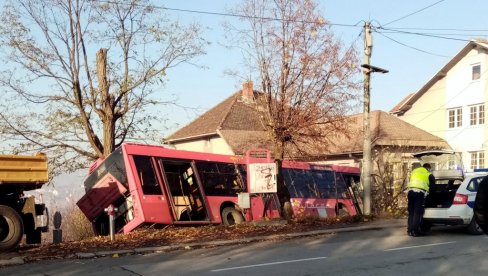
<box><xmin>445</xmin><ymin>47</ymin><xmax>485</xmax><ymax>168</ymax></box>
<box><xmin>399</xmin><ymin>74</ymin><xmax>446</xmax><ymax>140</ymax></box>
<box><xmin>170</xmin><ymin>136</ymin><xmax>235</xmax><ymax>155</ymax></box>
<box><xmin>399</xmin><ymin>46</ymin><xmax>488</xmax><ymax>171</ymax></box>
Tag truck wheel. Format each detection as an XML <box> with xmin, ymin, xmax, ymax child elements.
<box><xmin>0</xmin><ymin>205</ymin><xmax>24</xmax><ymax>252</ymax></box>
<box><xmin>467</xmin><ymin>216</ymin><xmax>483</xmax><ymax>235</ymax></box>
<box><xmin>221</xmin><ymin>207</ymin><xmax>244</xmax><ymax>226</ymax></box>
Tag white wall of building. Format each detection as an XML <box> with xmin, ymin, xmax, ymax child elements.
<box><xmin>172</xmin><ymin>136</ymin><xmax>235</xmax><ymax>155</ymax></box>
<box><xmin>445</xmin><ymin>48</ymin><xmax>485</xmax><ymax>169</ymax></box>
<box><xmin>399</xmin><ymin>74</ymin><xmax>447</xmax><ymax>140</ymax></box>
<box><xmin>400</xmin><ymin>46</ymin><xmax>488</xmax><ymax>171</ymax></box>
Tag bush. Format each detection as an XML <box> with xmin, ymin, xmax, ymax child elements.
<box><xmin>371</xmin><ymin>147</ymin><xmax>410</xmax><ymax>216</ymax></box>
<box><xmin>61</xmin><ymin>206</ymin><xmax>94</xmax><ymax>241</ymax></box>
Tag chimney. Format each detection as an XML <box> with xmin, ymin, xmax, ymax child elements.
<box><xmin>242</xmin><ymin>80</ymin><xmax>254</xmax><ymax>102</ymax></box>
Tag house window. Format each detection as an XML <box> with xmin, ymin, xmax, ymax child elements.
<box><xmin>470</xmin><ymin>104</ymin><xmax>485</xmax><ymax>125</ymax></box>
<box><xmin>448</xmin><ymin>107</ymin><xmax>462</xmax><ymax>128</ymax></box>
<box><xmin>470</xmin><ymin>151</ymin><xmax>485</xmax><ymax>170</ymax></box>
<box><xmin>472</xmin><ymin>64</ymin><xmax>481</xmax><ymax>80</ymax></box>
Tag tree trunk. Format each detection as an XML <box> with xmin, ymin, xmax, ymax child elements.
<box><xmin>274</xmin><ymin>141</ymin><xmax>291</xmax><ymax>218</ymax></box>
<box><xmin>96</xmin><ymin>48</ymin><xmax>115</xmax><ymax>157</ymax></box>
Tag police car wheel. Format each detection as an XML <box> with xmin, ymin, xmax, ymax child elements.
<box><xmin>467</xmin><ymin>216</ymin><xmax>483</xmax><ymax>235</ymax></box>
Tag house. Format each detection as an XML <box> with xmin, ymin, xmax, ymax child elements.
<box><xmin>322</xmin><ymin>110</ymin><xmax>450</xmax><ymax>167</ymax></box>
<box><xmin>166</xmin><ymin>82</ymin><xmax>449</xmax><ymax>167</ymax></box>
<box><xmin>391</xmin><ymin>39</ymin><xmax>488</xmax><ymax>171</ymax></box>
<box><xmin>165</xmin><ymin>81</ymin><xmax>270</xmax><ymax>156</ymax></box>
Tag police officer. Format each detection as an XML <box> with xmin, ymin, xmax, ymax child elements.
<box><xmin>407</xmin><ymin>163</ymin><xmax>435</xmax><ymax>236</ymax></box>
<box><xmin>474</xmin><ymin>176</ymin><xmax>488</xmax><ymax>234</ymax></box>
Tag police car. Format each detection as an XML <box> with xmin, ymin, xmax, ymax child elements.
<box><xmin>413</xmin><ymin>150</ymin><xmax>487</xmax><ymax>235</ymax></box>
<box><xmin>421</xmin><ymin>171</ymin><xmax>487</xmax><ymax>234</ymax></box>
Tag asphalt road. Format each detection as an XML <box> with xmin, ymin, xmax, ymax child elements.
<box><xmin>1</xmin><ymin>225</ymin><xmax>488</xmax><ymax>276</ymax></box>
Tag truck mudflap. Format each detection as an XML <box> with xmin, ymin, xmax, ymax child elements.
<box><xmin>35</xmin><ymin>203</ymin><xmax>49</xmax><ymax>232</ymax></box>
<box><xmin>21</xmin><ymin>197</ymin><xmax>49</xmax><ymax>244</ymax></box>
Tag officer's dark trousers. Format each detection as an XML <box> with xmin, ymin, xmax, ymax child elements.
<box><xmin>408</xmin><ymin>190</ymin><xmax>426</xmax><ymax>234</ymax></box>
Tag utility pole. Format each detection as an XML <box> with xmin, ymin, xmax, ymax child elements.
<box><xmin>362</xmin><ymin>22</ymin><xmax>373</xmax><ymax>216</ymax></box>
<box><xmin>361</xmin><ymin>22</ymin><xmax>388</xmax><ymax>216</ymax></box>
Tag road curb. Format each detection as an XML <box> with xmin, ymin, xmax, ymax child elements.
<box><xmin>0</xmin><ymin>256</ymin><xmax>24</xmax><ymax>266</ymax></box>
<box><xmin>124</xmin><ymin>220</ymin><xmax>406</xmax><ymax>256</ymax></box>
<box><xmin>3</xmin><ymin>219</ymin><xmax>405</xmax><ymax>265</ymax></box>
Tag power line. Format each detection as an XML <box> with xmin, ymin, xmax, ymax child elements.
<box><xmin>377</xmin><ymin>27</ymin><xmax>471</xmax><ymax>42</ymax></box>
<box><xmin>386</xmin><ymin>27</ymin><xmax>488</xmax><ymax>32</ymax></box>
<box><xmin>156</xmin><ymin>4</ymin><xmax>480</xmax><ymax>44</ymax></box>
<box><xmin>379</xmin><ymin>30</ymin><xmax>488</xmax><ymax>38</ymax></box>
<box><xmin>375</xmin><ymin>31</ymin><xmax>450</xmax><ymax>57</ymax></box>
<box><xmin>160</xmin><ymin>6</ymin><xmax>358</xmax><ymax>27</ymax></box>
<box><xmin>96</xmin><ymin>0</ymin><xmax>486</xmax><ymax>44</ymax></box>
<box><xmin>95</xmin><ymin>0</ymin><xmax>362</xmax><ymax>28</ymax></box>
<box><xmin>382</xmin><ymin>0</ymin><xmax>447</xmax><ymax>27</ymax></box>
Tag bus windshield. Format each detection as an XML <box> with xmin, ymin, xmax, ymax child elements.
<box><xmin>83</xmin><ymin>147</ymin><xmax>128</xmax><ymax>192</ymax></box>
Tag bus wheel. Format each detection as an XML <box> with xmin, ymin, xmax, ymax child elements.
<box><xmin>0</xmin><ymin>205</ymin><xmax>24</xmax><ymax>252</ymax></box>
<box><xmin>221</xmin><ymin>207</ymin><xmax>244</xmax><ymax>226</ymax></box>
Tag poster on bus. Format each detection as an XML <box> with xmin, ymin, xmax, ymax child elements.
<box><xmin>248</xmin><ymin>163</ymin><xmax>277</xmax><ymax>193</ymax></box>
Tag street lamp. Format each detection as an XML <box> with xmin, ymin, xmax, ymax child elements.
<box><xmin>360</xmin><ymin>63</ymin><xmax>388</xmax><ymax>216</ymax></box>
<box><xmin>361</xmin><ymin>64</ymin><xmax>389</xmax><ymax>74</ymax></box>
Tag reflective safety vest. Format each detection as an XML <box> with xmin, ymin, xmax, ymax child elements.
<box><xmin>408</xmin><ymin>167</ymin><xmax>430</xmax><ymax>191</ymax></box>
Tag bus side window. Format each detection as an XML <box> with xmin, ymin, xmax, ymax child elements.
<box><xmin>133</xmin><ymin>155</ymin><xmax>163</xmax><ymax>195</ymax></box>
<box><xmin>195</xmin><ymin>161</ymin><xmax>245</xmax><ymax>196</ymax></box>
<box><xmin>287</xmin><ymin>169</ymin><xmax>313</xmax><ymax>198</ymax></box>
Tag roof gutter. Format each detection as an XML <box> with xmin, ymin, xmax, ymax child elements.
<box><xmin>165</xmin><ymin>132</ymin><xmax>219</xmax><ymax>144</ymax></box>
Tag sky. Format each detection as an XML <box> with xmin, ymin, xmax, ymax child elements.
<box><xmin>159</xmin><ymin>0</ymin><xmax>488</xmax><ymax>136</ymax></box>
<box><xmin>35</xmin><ymin>0</ymin><xmax>488</xmax><ymax>203</ymax></box>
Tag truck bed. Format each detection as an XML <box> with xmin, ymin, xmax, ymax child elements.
<box><xmin>0</xmin><ymin>153</ymin><xmax>48</xmax><ymax>188</ymax></box>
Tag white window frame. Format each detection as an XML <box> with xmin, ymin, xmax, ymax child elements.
<box><xmin>470</xmin><ymin>151</ymin><xmax>485</xmax><ymax>170</ymax></box>
<box><xmin>448</xmin><ymin>107</ymin><xmax>462</xmax><ymax>128</ymax></box>
<box><xmin>470</xmin><ymin>104</ymin><xmax>485</xmax><ymax>126</ymax></box>
<box><xmin>472</xmin><ymin>64</ymin><xmax>481</xmax><ymax>81</ymax></box>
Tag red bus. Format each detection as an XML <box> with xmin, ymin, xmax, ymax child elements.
<box><xmin>77</xmin><ymin>143</ymin><xmax>360</xmax><ymax>235</ymax></box>
<box><xmin>283</xmin><ymin>163</ymin><xmax>361</xmax><ymax>219</ymax></box>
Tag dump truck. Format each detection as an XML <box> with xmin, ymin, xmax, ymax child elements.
<box><xmin>0</xmin><ymin>153</ymin><xmax>49</xmax><ymax>251</ymax></box>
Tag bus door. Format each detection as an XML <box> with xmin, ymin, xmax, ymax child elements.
<box><xmin>132</xmin><ymin>155</ymin><xmax>173</xmax><ymax>224</ymax></box>
<box><xmin>158</xmin><ymin>159</ymin><xmax>210</xmax><ymax>223</ymax></box>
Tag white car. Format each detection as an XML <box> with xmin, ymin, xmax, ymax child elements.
<box><xmin>421</xmin><ymin>172</ymin><xmax>488</xmax><ymax>235</ymax></box>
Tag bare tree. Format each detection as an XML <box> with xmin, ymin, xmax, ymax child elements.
<box><xmin>0</xmin><ymin>0</ymin><xmax>206</xmax><ymax>174</ymax></box>
<box><xmin>227</xmin><ymin>0</ymin><xmax>361</xmax><ymax>207</ymax></box>
<box><xmin>371</xmin><ymin>146</ymin><xmax>411</xmax><ymax>216</ymax></box>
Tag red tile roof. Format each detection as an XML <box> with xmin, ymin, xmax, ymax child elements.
<box><xmin>166</xmin><ymin>90</ymin><xmax>266</xmax><ymax>142</ymax></box>
<box><xmin>166</xmin><ymin>88</ymin><xmax>450</xmax><ymax>158</ymax></box>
